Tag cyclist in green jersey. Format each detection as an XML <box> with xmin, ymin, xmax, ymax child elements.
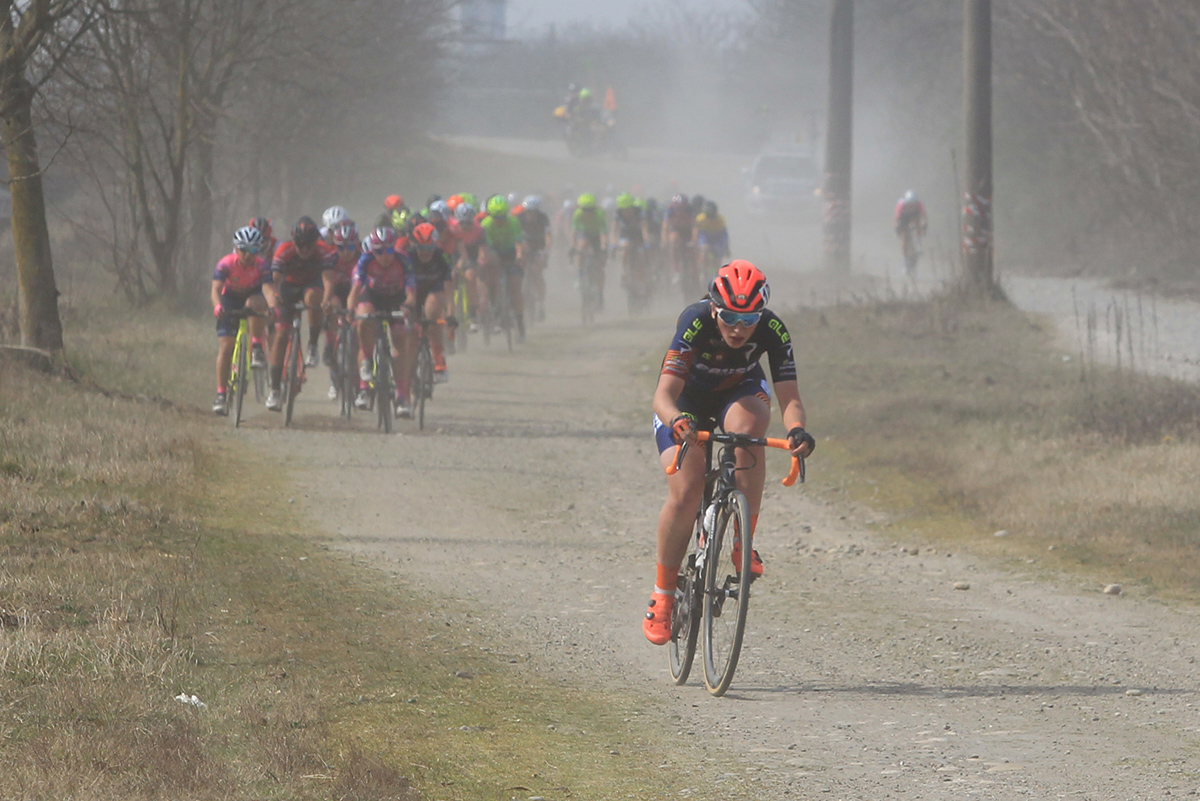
<box><xmin>572</xmin><ymin>193</ymin><xmax>609</xmax><ymax>309</ymax></box>
<box><xmin>480</xmin><ymin>195</ymin><xmax>528</xmax><ymax>342</ymax></box>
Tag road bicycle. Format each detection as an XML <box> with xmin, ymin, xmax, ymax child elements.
<box><xmin>666</xmin><ymin>430</ymin><xmax>803</xmax><ymax>696</ymax></box>
<box><xmin>577</xmin><ymin>244</ymin><xmax>604</xmax><ymax>325</ymax></box>
<box><xmin>227</xmin><ymin>308</ymin><xmax>265</xmax><ymax>429</ymax></box>
<box><xmin>901</xmin><ymin>225</ymin><xmax>923</xmax><ymax>282</ymax></box>
<box><xmin>494</xmin><ymin>253</ymin><xmax>518</xmax><ymax>351</ymax></box>
<box><xmin>450</xmin><ymin>272</ymin><xmax>471</xmax><ymax>354</ymax></box>
<box><xmin>621</xmin><ymin>240</ymin><xmax>652</xmax><ymax>316</ymax></box>
<box><xmin>409</xmin><ymin>314</ymin><xmax>436</xmax><ymax>431</ymax></box>
<box><xmin>331</xmin><ymin>309</ymin><xmax>358</xmax><ymax>422</ymax></box>
<box><xmin>523</xmin><ymin>248</ymin><xmax>548</xmax><ymax>324</ymax></box>
<box><xmin>280</xmin><ymin>302</ymin><xmax>319</xmax><ymax>428</ymax></box>
<box><xmin>673</xmin><ymin>240</ymin><xmax>699</xmax><ymax>304</ymax></box>
<box><xmin>359</xmin><ymin>309</ymin><xmax>406</xmax><ymax>434</ymax></box>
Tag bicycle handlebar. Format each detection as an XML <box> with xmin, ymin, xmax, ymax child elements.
<box><xmin>666</xmin><ymin>430</ymin><xmax>804</xmax><ymax>487</ymax></box>
<box><xmin>356</xmin><ymin>309</ymin><xmax>409</xmax><ymax>321</ymax></box>
<box><xmin>222</xmin><ymin>308</ymin><xmax>266</xmax><ymax>319</ymax></box>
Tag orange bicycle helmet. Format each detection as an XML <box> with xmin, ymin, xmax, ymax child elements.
<box><xmin>709</xmin><ymin>260</ymin><xmax>769</xmax><ymax>312</ymax></box>
<box><xmin>411</xmin><ymin>222</ymin><xmax>439</xmax><ymax>248</ymax></box>
<box><xmin>384</xmin><ymin>194</ymin><xmax>404</xmax><ymax>211</ymax></box>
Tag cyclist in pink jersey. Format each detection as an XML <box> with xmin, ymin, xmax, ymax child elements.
<box><xmin>347</xmin><ymin>226</ymin><xmax>417</xmax><ymax>417</ymax></box>
<box><xmin>210</xmin><ymin>225</ymin><xmax>277</xmax><ymax>415</ymax></box>
<box><xmin>321</xmin><ymin>220</ymin><xmax>361</xmax><ymax>399</ymax></box>
<box><xmin>451</xmin><ymin>202</ymin><xmax>487</xmax><ymax>332</ymax></box>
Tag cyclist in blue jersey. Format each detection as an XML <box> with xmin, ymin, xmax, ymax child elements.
<box><xmin>642</xmin><ymin>260</ymin><xmax>816</xmax><ymax>645</ymax></box>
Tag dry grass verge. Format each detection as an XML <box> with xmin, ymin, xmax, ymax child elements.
<box><xmin>782</xmin><ymin>293</ymin><xmax>1200</xmax><ymax>601</ymax></box>
<box><xmin>0</xmin><ymin>303</ymin><xmax>726</xmax><ymax>800</ymax></box>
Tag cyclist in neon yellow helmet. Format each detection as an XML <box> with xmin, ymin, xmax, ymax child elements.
<box><xmin>480</xmin><ymin>194</ymin><xmax>528</xmax><ymax>342</ymax></box>
<box><xmin>615</xmin><ymin>193</ymin><xmax>648</xmax><ymax>309</ymax></box>
<box><xmin>572</xmin><ymin>192</ymin><xmax>609</xmax><ymax>310</ymax></box>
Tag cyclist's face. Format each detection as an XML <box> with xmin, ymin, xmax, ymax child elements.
<box><xmin>713</xmin><ymin>308</ymin><xmax>757</xmax><ymax>347</ymax></box>
<box><xmin>236</xmin><ymin>248</ymin><xmax>257</xmax><ymax>265</ymax></box>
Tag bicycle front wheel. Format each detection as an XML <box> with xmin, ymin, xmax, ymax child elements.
<box><xmin>232</xmin><ymin>327</ymin><xmax>248</xmax><ymax>429</ymax></box>
<box><xmin>375</xmin><ymin>343</ymin><xmax>393</xmax><ymax>434</ymax></box>
<box><xmin>283</xmin><ymin>327</ymin><xmax>301</xmax><ymax>427</ymax></box>
<box><xmin>702</xmin><ymin>490</ymin><xmax>753</xmax><ymax>696</ymax></box>
<box><xmin>415</xmin><ymin>340</ymin><xmax>432</xmax><ymax>430</ymax></box>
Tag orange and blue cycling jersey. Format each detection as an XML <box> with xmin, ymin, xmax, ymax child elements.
<box><xmin>214</xmin><ymin>251</ymin><xmax>272</xmax><ymax>294</ymax></box>
<box><xmin>661</xmin><ymin>300</ymin><xmax>796</xmax><ymax>394</ymax></box>
<box><xmin>404</xmin><ymin>247</ymin><xmax>453</xmax><ymax>288</ymax></box>
<box><xmin>354</xmin><ymin>248</ymin><xmax>415</xmax><ymax>296</ymax></box>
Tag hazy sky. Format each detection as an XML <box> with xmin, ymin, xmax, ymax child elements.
<box><xmin>508</xmin><ymin>0</ymin><xmax>750</xmax><ymax>37</ymax></box>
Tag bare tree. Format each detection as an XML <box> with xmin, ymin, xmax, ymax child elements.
<box><xmin>0</xmin><ymin>0</ymin><xmax>94</xmax><ymax>351</ymax></box>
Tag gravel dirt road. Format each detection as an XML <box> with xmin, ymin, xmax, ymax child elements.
<box><xmin>238</xmin><ymin>279</ymin><xmax>1200</xmax><ymax>800</ymax></box>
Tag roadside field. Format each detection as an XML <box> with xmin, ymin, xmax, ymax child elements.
<box><xmin>785</xmin><ymin>293</ymin><xmax>1200</xmax><ymax>601</ymax></box>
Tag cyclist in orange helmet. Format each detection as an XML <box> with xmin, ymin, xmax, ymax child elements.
<box><xmin>642</xmin><ymin>260</ymin><xmax>815</xmax><ymax>645</ymax></box>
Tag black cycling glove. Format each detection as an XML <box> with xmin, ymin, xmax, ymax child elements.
<box><xmin>787</xmin><ymin>426</ymin><xmax>816</xmax><ymax>454</ymax></box>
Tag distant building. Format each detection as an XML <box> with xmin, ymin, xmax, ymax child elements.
<box><xmin>459</xmin><ymin>0</ymin><xmax>506</xmax><ymax>41</ymax></box>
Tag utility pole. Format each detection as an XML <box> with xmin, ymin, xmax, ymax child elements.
<box><xmin>962</xmin><ymin>0</ymin><xmax>996</xmax><ymax>295</ymax></box>
<box><xmin>822</xmin><ymin>0</ymin><xmax>853</xmax><ymax>274</ymax></box>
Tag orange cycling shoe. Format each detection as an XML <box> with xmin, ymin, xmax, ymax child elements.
<box><xmin>642</xmin><ymin>594</ymin><xmax>674</xmax><ymax>645</ymax></box>
<box><xmin>731</xmin><ymin>537</ymin><xmax>764</xmax><ymax>577</ymax></box>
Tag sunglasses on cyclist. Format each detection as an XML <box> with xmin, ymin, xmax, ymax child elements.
<box><xmin>716</xmin><ymin>309</ymin><xmax>762</xmax><ymax>327</ymax></box>
<box><xmin>337</xmin><ymin>243</ymin><xmax>358</xmax><ymax>252</ymax></box>
<box><xmin>236</xmin><ymin>245</ymin><xmax>261</xmax><ymax>255</ymax></box>
<box><xmin>414</xmin><ymin>243</ymin><xmax>437</xmax><ymax>253</ymax></box>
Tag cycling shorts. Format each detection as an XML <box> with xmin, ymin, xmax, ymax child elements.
<box><xmin>496</xmin><ymin>248</ymin><xmax>523</xmax><ymax>277</ymax></box>
<box><xmin>278</xmin><ymin>280</ymin><xmax>321</xmax><ymax>321</ymax></box>
<box><xmin>579</xmin><ymin>233</ymin><xmax>602</xmax><ymax>253</ymax></box>
<box><xmin>216</xmin><ymin>288</ymin><xmax>262</xmax><ymax>338</ymax></box>
<box><xmin>651</xmin><ymin>366</ymin><xmax>772</xmax><ymax>454</ymax></box>
<box><xmin>415</xmin><ymin>278</ymin><xmax>446</xmax><ymax>308</ymax></box>
<box><xmin>330</xmin><ymin>280</ymin><xmax>351</xmax><ymax>307</ymax></box>
<box><xmin>362</xmin><ymin>288</ymin><xmax>406</xmax><ymax>314</ymax></box>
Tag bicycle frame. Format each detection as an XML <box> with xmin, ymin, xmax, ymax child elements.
<box><xmin>665</xmin><ymin>429</ymin><xmax>802</xmax><ymax>695</ymax></box>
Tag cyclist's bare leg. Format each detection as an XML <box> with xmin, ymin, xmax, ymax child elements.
<box><xmin>722</xmin><ymin>395</ymin><xmax>771</xmax><ymax>522</ymax></box>
<box><xmin>394</xmin><ymin>326</ymin><xmax>413</xmax><ymax>399</ymax></box>
<box><xmin>304</xmin><ymin>286</ymin><xmax>325</xmax><ymax>349</ymax></box>
<box><xmin>216</xmin><ymin>335</ymin><xmax>235</xmax><ymax>393</ymax></box>
<box><xmin>247</xmin><ymin>295</ymin><xmax>269</xmax><ymax>342</ymax></box>
<box><xmin>463</xmin><ymin>265</ymin><xmax>484</xmax><ymax>323</ymax></box>
<box><xmin>355</xmin><ymin>303</ymin><xmax>378</xmax><ymax>380</ymax></box>
<box><xmin>423</xmin><ymin>289</ymin><xmax>447</xmax><ymax>366</ymax></box>
<box><xmin>656</xmin><ymin>443</ymin><xmax>707</xmax><ymax>573</ymax></box>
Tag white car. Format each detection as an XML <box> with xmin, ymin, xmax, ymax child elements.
<box><xmin>744</xmin><ymin>152</ymin><xmax>820</xmax><ymax>217</ymax></box>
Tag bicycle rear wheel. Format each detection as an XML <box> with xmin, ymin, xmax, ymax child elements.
<box><xmin>232</xmin><ymin>327</ymin><xmax>249</xmax><ymax>429</ymax></box>
<box><xmin>500</xmin><ymin>274</ymin><xmax>513</xmax><ymax>352</ymax></box>
<box><xmin>668</xmin><ymin>521</ymin><xmax>704</xmax><ymax>685</ymax></box>
<box><xmin>283</xmin><ymin>327</ymin><xmax>301</xmax><ymax>427</ymax></box>
<box><xmin>702</xmin><ymin>490</ymin><xmax>753</xmax><ymax>696</ymax></box>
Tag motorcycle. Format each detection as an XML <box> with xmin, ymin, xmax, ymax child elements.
<box><xmin>554</xmin><ymin>105</ymin><xmax>626</xmax><ymax>159</ymax></box>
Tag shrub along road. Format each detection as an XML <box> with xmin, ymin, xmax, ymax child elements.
<box><xmin>241</xmin><ymin>289</ymin><xmax>1200</xmax><ymax>800</ymax></box>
